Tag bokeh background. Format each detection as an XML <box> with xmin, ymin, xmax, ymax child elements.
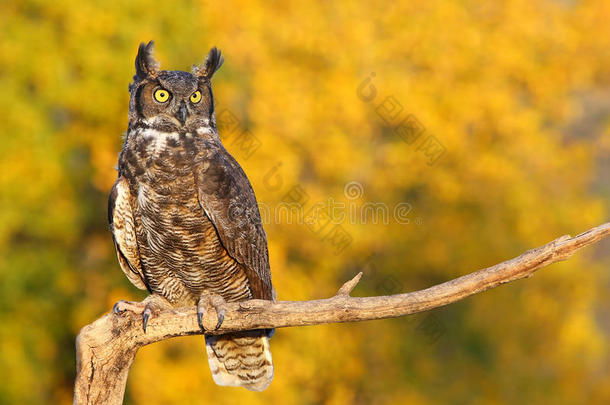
<box><xmin>1</xmin><ymin>0</ymin><xmax>610</xmax><ymax>403</ymax></box>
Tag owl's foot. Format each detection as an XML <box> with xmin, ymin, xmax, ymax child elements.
<box><xmin>113</xmin><ymin>294</ymin><xmax>172</xmax><ymax>333</ymax></box>
<box><xmin>197</xmin><ymin>292</ymin><xmax>227</xmax><ymax>332</ymax></box>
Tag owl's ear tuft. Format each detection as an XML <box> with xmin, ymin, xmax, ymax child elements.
<box><xmin>194</xmin><ymin>47</ymin><xmax>224</xmax><ymax>79</ymax></box>
<box><xmin>135</xmin><ymin>40</ymin><xmax>160</xmax><ymax>79</ymax></box>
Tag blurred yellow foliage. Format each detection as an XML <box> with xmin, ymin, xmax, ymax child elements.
<box><xmin>0</xmin><ymin>0</ymin><xmax>609</xmax><ymax>404</ymax></box>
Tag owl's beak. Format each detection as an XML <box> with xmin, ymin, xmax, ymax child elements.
<box><xmin>176</xmin><ymin>102</ymin><xmax>188</xmax><ymax>126</ymax></box>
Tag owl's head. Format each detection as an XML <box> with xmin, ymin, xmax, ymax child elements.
<box><xmin>128</xmin><ymin>41</ymin><xmax>224</xmax><ymax>133</ymax></box>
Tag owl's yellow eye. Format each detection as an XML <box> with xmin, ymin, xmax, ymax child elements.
<box><xmin>190</xmin><ymin>90</ymin><xmax>202</xmax><ymax>104</ymax></box>
<box><xmin>154</xmin><ymin>88</ymin><xmax>170</xmax><ymax>103</ymax></box>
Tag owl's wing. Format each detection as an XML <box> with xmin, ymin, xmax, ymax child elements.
<box><xmin>108</xmin><ymin>177</ymin><xmax>148</xmax><ymax>291</ymax></box>
<box><xmin>195</xmin><ymin>145</ymin><xmax>272</xmax><ymax>300</ymax></box>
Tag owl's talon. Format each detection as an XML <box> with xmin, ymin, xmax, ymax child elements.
<box><xmin>197</xmin><ymin>292</ymin><xmax>227</xmax><ymax>332</ymax></box>
<box><xmin>112</xmin><ymin>301</ymin><xmax>124</xmax><ymax>315</ymax></box>
<box><xmin>111</xmin><ymin>295</ymin><xmax>172</xmax><ymax>334</ymax></box>
<box><xmin>215</xmin><ymin>310</ymin><xmax>225</xmax><ymax>330</ymax></box>
<box><xmin>112</xmin><ymin>299</ymin><xmax>144</xmax><ymax>316</ymax></box>
<box><xmin>197</xmin><ymin>312</ymin><xmax>206</xmax><ymax>332</ymax></box>
<box><xmin>142</xmin><ymin>306</ymin><xmax>153</xmax><ymax>333</ymax></box>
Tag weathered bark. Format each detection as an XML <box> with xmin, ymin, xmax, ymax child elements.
<box><xmin>74</xmin><ymin>222</ymin><xmax>610</xmax><ymax>404</ymax></box>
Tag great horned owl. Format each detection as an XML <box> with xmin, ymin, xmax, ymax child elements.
<box><xmin>108</xmin><ymin>41</ymin><xmax>274</xmax><ymax>391</ymax></box>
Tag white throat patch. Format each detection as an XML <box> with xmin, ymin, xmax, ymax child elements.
<box><xmin>138</xmin><ymin>128</ymin><xmax>181</xmax><ymax>156</ymax></box>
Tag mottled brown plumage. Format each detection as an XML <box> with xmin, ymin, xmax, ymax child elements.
<box><xmin>108</xmin><ymin>41</ymin><xmax>273</xmax><ymax>391</ymax></box>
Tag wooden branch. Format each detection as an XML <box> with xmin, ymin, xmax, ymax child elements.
<box><xmin>74</xmin><ymin>222</ymin><xmax>610</xmax><ymax>404</ymax></box>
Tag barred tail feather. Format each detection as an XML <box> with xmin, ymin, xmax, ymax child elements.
<box><xmin>205</xmin><ymin>330</ymin><xmax>273</xmax><ymax>391</ymax></box>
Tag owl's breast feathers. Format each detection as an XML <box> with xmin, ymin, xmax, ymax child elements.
<box><xmin>109</xmin><ymin>127</ymin><xmax>272</xmax><ymax>304</ymax></box>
